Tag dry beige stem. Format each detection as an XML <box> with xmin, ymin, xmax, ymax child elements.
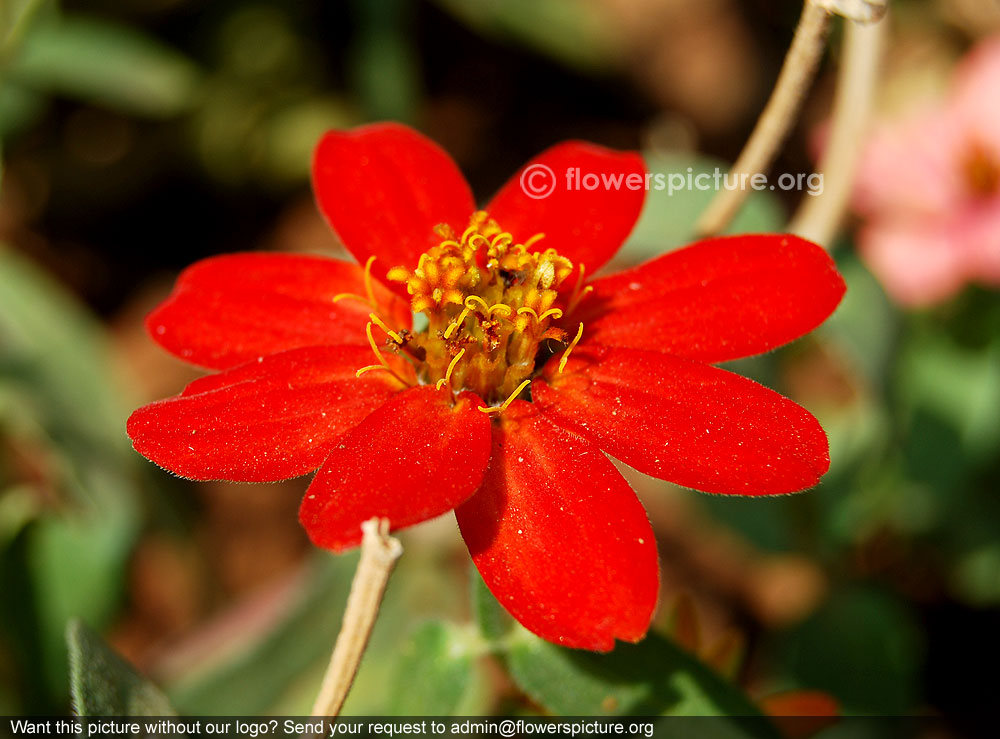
<box><xmin>791</xmin><ymin>15</ymin><xmax>887</xmax><ymax>246</ymax></box>
<box><xmin>695</xmin><ymin>0</ymin><xmax>832</xmax><ymax>237</ymax></box>
<box><xmin>310</xmin><ymin>517</ymin><xmax>402</xmax><ymax>717</ymax></box>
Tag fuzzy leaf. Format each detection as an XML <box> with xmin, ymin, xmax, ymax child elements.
<box><xmin>67</xmin><ymin>620</ymin><xmax>176</xmax><ymax>716</ymax></box>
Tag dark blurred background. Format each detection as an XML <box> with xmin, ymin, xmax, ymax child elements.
<box><xmin>2</xmin><ymin>0</ymin><xmax>999</xmax><ymax>725</ymax></box>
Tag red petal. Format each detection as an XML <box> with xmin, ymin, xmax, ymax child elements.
<box><xmin>312</xmin><ymin>123</ymin><xmax>475</xmax><ymax>279</ymax></box>
<box><xmin>456</xmin><ymin>401</ymin><xmax>659</xmax><ymax>652</ymax></box>
<box><xmin>485</xmin><ymin>142</ymin><xmax>646</xmax><ymax>275</ymax></box>
<box><xmin>534</xmin><ymin>346</ymin><xmax>829</xmax><ymax>495</ymax></box>
<box><xmin>147</xmin><ymin>253</ymin><xmax>410</xmax><ymax>370</ymax></box>
<box><xmin>300</xmin><ymin>387</ymin><xmax>491</xmax><ymax>552</ymax></box>
<box><xmin>127</xmin><ymin>346</ymin><xmax>412</xmax><ymax>482</ymax></box>
<box><xmin>576</xmin><ymin>235</ymin><xmax>845</xmax><ymax>362</ymax></box>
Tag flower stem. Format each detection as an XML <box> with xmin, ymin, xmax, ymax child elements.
<box><xmin>310</xmin><ymin>517</ymin><xmax>402</xmax><ymax>717</ymax></box>
<box><xmin>790</xmin><ymin>13</ymin><xmax>886</xmax><ymax>246</ymax></box>
<box><xmin>695</xmin><ymin>0</ymin><xmax>832</xmax><ymax>237</ymax></box>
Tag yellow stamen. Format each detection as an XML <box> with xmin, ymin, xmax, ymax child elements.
<box><xmin>357</xmin><ymin>324</ymin><xmax>411</xmax><ymax>386</ymax></box>
<box><xmin>464</xmin><ymin>295</ymin><xmax>492</xmax><ymax>314</ymax></box>
<box><xmin>538</xmin><ymin>308</ymin><xmax>563</xmax><ymax>321</ymax></box>
<box><xmin>369</xmin><ymin>313</ymin><xmax>403</xmax><ymax>344</ymax></box>
<box><xmin>490</xmin><ymin>232</ymin><xmax>513</xmax><ymax>249</ymax></box>
<box><xmin>363</xmin><ymin>256</ymin><xmax>377</xmax><ymax>307</ymax></box>
<box><xmin>355</xmin><ymin>363</ymin><xmax>411</xmax><ymax>387</ymax></box>
<box><xmin>468</xmin><ymin>233</ymin><xmax>490</xmax><ymax>251</ymax></box>
<box><xmin>460</xmin><ymin>225</ymin><xmax>478</xmax><ymax>244</ymax></box>
<box><xmin>489</xmin><ymin>303</ymin><xmax>513</xmax><ymax>317</ymax></box>
<box><xmin>523</xmin><ymin>232</ymin><xmax>546</xmax><ymax>249</ymax></box>
<box><xmin>565</xmin><ymin>262</ymin><xmax>593</xmax><ymax>315</ymax></box>
<box><xmin>331</xmin><ymin>292</ymin><xmax>375</xmax><ymax>309</ymax></box>
<box><xmin>557</xmin><ymin>323</ymin><xmax>584</xmax><ymax>374</ymax></box>
<box><xmin>435</xmin><ymin>348</ymin><xmax>466</xmax><ymax>390</ymax></box>
<box><xmin>365</xmin><ymin>322</ymin><xmax>390</xmax><ymax>369</ymax></box>
<box><xmin>444</xmin><ymin>306</ymin><xmax>473</xmax><ymax>339</ymax></box>
<box><xmin>479</xmin><ymin>379</ymin><xmax>531</xmax><ymax>414</ymax></box>
<box><xmin>516</xmin><ymin>306</ymin><xmax>540</xmax><ymax>321</ymax></box>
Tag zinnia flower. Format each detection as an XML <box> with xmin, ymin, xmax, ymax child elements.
<box><xmin>851</xmin><ymin>34</ymin><xmax>1000</xmax><ymax>305</ymax></box>
<box><xmin>128</xmin><ymin>123</ymin><xmax>845</xmax><ymax>651</ymax></box>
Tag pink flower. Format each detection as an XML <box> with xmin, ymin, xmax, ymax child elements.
<box><xmin>852</xmin><ymin>35</ymin><xmax>1000</xmax><ymax>306</ymax></box>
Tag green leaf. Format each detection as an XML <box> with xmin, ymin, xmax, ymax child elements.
<box><xmin>505</xmin><ymin>630</ymin><xmax>776</xmax><ymax>729</ymax></box>
<box><xmin>472</xmin><ymin>578</ymin><xmax>772</xmax><ymax>726</ymax></box>
<box><xmin>614</xmin><ymin>152</ymin><xmax>786</xmax><ymax>269</ymax></box>
<box><xmin>387</xmin><ymin>621</ymin><xmax>481</xmax><ymax>715</ymax></box>
<box><xmin>430</xmin><ymin>0</ymin><xmax>623</xmax><ymax>72</ymax></box>
<box><xmin>471</xmin><ymin>567</ymin><xmax>514</xmax><ymax>643</ymax></box>
<box><xmin>6</xmin><ymin>15</ymin><xmax>201</xmax><ymax>116</ymax></box>
<box><xmin>67</xmin><ymin>620</ymin><xmax>176</xmax><ymax>716</ymax></box>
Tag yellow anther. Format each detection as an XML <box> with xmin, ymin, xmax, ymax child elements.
<box><xmin>523</xmin><ymin>232</ymin><xmax>546</xmax><ymax>249</ymax></box>
<box><xmin>369</xmin><ymin>313</ymin><xmax>403</xmax><ymax>344</ymax></box>
<box><xmin>557</xmin><ymin>323</ymin><xmax>584</xmax><ymax>374</ymax></box>
<box><xmin>538</xmin><ymin>308</ymin><xmax>563</xmax><ymax>322</ymax></box>
<box><xmin>386</xmin><ymin>266</ymin><xmax>410</xmax><ymax>283</ymax></box>
<box><xmin>444</xmin><ymin>306</ymin><xmax>473</xmax><ymax>339</ymax></box>
<box><xmin>516</xmin><ymin>306</ymin><xmax>540</xmax><ymax>321</ymax></box>
<box><xmin>438</xmin><ymin>239</ymin><xmax>462</xmax><ymax>250</ymax></box>
<box><xmin>363</xmin><ymin>256</ymin><xmax>378</xmax><ymax>306</ymax></box>
<box><xmin>479</xmin><ymin>379</ymin><xmax>532</xmax><ymax>414</ymax></box>
<box><xmin>332</xmin><ymin>292</ymin><xmax>375</xmax><ymax>309</ymax></box>
<box><xmin>489</xmin><ymin>303</ymin><xmax>513</xmax><ymax>317</ymax></box>
<box><xmin>435</xmin><ymin>348</ymin><xmax>466</xmax><ymax>390</ymax></box>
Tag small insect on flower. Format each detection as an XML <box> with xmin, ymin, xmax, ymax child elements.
<box><xmin>127</xmin><ymin>123</ymin><xmax>845</xmax><ymax>651</ymax></box>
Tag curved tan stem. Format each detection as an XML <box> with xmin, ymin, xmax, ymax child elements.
<box><xmin>310</xmin><ymin>517</ymin><xmax>402</xmax><ymax>717</ymax></box>
<box><xmin>695</xmin><ymin>0</ymin><xmax>832</xmax><ymax>237</ymax></box>
<box><xmin>790</xmin><ymin>14</ymin><xmax>887</xmax><ymax>246</ymax></box>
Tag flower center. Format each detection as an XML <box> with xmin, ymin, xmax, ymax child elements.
<box><xmin>363</xmin><ymin>211</ymin><xmax>588</xmax><ymax>410</ymax></box>
<box><xmin>962</xmin><ymin>141</ymin><xmax>1000</xmax><ymax>200</ymax></box>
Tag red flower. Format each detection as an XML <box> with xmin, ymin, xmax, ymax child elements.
<box><xmin>128</xmin><ymin>123</ymin><xmax>845</xmax><ymax>651</ymax></box>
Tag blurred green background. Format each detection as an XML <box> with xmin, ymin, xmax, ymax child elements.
<box><xmin>1</xmin><ymin>0</ymin><xmax>999</xmax><ymax>729</ymax></box>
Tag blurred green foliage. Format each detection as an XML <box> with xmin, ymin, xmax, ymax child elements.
<box><xmin>0</xmin><ymin>247</ymin><xmax>142</xmax><ymax>709</ymax></box>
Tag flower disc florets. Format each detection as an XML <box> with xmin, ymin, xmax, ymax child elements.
<box><xmin>378</xmin><ymin>211</ymin><xmax>586</xmax><ymax>408</ymax></box>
